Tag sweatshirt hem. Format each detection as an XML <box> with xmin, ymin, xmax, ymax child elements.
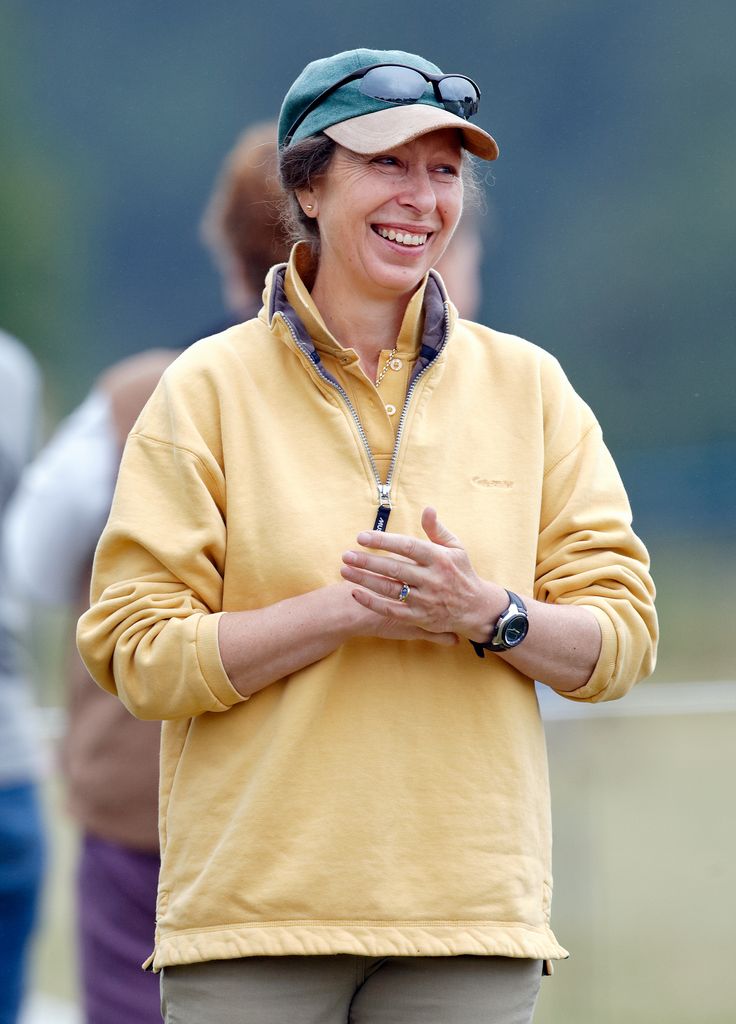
<box><xmin>147</xmin><ymin>922</ymin><xmax>569</xmax><ymax>972</ymax></box>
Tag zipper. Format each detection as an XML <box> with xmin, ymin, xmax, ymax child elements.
<box><xmin>277</xmin><ymin>303</ymin><xmax>449</xmax><ymax>530</ymax></box>
<box><xmin>384</xmin><ymin>300</ymin><xmax>450</xmax><ymax>504</ymax></box>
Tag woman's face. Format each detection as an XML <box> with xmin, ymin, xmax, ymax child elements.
<box><xmin>302</xmin><ymin>128</ymin><xmax>464</xmax><ymax>302</ymax></box>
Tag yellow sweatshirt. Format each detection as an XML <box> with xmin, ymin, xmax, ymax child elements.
<box><xmin>77</xmin><ymin>246</ymin><xmax>657</xmax><ymax>970</ymax></box>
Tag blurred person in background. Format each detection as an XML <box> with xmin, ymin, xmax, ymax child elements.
<box><xmin>0</xmin><ymin>329</ymin><xmax>45</xmax><ymax>1024</ymax></box>
<box><xmin>4</xmin><ymin>121</ymin><xmax>290</xmax><ymax>1024</ymax></box>
<box><xmin>76</xmin><ymin>47</ymin><xmax>657</xmax><ymax>1024</ymax></box>
<box><xmin>202</xmin><ymin>120</ymin><xmax>294</xmax><ymax>324</ymax></box>
<box><xmin>5</xmin><ymin>348</ymin><xmax>174</xmax><ymax>1023</ymax></box>
<box><xmin>433</xmin><ymin>207</ymin><xmax>485</xmax><ymax>320</ymax></box>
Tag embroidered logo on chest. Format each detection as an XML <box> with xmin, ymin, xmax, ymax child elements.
<box><xmin>471</xmin><ymin>476</ymin><xmax>514</xmax><ymax>489</ymax></box>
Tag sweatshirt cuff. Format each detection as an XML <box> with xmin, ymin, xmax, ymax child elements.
<box><xmin>196</xmin><ymin>613</ymin><xmax>249</xmax><ymax>708</ymax></box>
<box><xmin>552</xmin><ymin>603</ymin><xmax>618</xmax><ymax>703</ymax></box>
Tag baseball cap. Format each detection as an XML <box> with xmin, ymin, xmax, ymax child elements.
<box><xmin>278</xmin><ymin>48</ymin><xmax>498</xmax><ymax>160</ymax></box>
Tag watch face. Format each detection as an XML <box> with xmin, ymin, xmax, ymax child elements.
<box><xmin>503</xmin><ymin>614</ymin><xmax>529</xmax><ymax>647</ymax></box>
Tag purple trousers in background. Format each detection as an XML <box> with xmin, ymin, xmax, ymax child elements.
<box><xmin>78</xmin><ymin>833</ymin><xmax>161</xmax><ymax>1024</ymax></box>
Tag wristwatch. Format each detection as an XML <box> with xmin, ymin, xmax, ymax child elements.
<box><xmin>470</xmin><ymin>590</ymin><xmax>529</xmax><ymax>658</ymax></box>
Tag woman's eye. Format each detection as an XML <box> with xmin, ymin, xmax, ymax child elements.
<box><xmin>373</xmin><ymin>156</ymin><xmax>400</xmax><ymax>167</ymax></box>
<box><xmin>435</xmin><ymin>164</ymin><xmax>459</xmax><ymax>176</ymax></box>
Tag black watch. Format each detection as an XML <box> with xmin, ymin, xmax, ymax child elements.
<box><xmin>470</xmin><ymin>590</ymin><xmax>529</xmax><ymax>658</ymax></box>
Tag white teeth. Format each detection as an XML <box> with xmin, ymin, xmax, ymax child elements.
<box><xmin>377</xmin><ymin>227</ymin><xmax>428</xmax><ymax>247</ymax></box>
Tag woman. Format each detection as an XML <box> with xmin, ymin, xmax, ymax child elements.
<box><xmin>77</xmin><ymin>48</ymin><xmax>657</xmax><ymax>1024</ymax></box>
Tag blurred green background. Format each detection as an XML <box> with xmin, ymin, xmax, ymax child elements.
<box><xmin>3</xmin><ymin>1</ymin><xmax>734</xmax><ymax>1021</ymax></box>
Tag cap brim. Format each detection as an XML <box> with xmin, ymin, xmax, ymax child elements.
<box><xmin>323</xmin><ymin>104</ymin><xmax>498</xmax><ymax>161</ymax></box>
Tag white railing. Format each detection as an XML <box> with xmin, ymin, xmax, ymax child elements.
<box><xmin>538</xmin><ymin>679</ymin><xmax>736</xmax><ymax>720</ymax></box>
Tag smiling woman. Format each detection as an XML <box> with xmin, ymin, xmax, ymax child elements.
<box><xmin>77</xmin><ymin>46</ymin><xmax>658</xmax><ymax>1024</ymax></box>
<box><xmin>296</xmin><ymin>132</ymin><xmax>465</xmax><ymax>367</ymax></box>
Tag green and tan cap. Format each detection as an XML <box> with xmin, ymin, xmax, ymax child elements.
<box><xmin>278</xmin><ymin>48</ymin><xmax>498</xmax><ymax>160</ymax></box>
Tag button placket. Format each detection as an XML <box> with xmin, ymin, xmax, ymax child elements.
<box><xmin>380</xmin><ymin>351</ymin><xmax>412</xmax><ymax>430</ymax></box>
<box><xmin>326</xmin><ymin>346</ymin><xmax>414</xmax><ymax>462</ymax></box>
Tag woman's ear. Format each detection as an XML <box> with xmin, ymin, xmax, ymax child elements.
<box><xmin>296</xmin><ymin>189</ymin><xmax>318</xmax><ymax>218</ymax></box>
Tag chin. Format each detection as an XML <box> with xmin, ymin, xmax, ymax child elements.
<box><xmin>368</xmin><ymin>260</ymin><xmax>429</xmax><ymax>298</ymax></box>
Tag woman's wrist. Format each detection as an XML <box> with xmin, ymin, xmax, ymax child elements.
<box><xmin>326</xmin><ymin>581</ymin><xmax>376</xmax><ymax>640</ymax></box>
<box><xmin>219</xmin><ymin>583</ymin><xmax>368</xmax><ymax>698</ymax></box>
<box><xmin>460</xmin><ymin>579</ymin><xmax>509</xmax><ymax>643</ymax></box>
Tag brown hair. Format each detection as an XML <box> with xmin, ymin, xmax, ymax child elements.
<box><xmin>278</xmin><ymin>133</ymin><xmax>337</xmax><ymax>255</ymax></box>
<box><xmin>201</xmin><ymin>121</ymin><xmax>292</xmax><ymax>297</ymax></box>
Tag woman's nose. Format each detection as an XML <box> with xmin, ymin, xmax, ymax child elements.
<box><xmin>398</xmin><ymin>168</ymin><xmax>437</xmax><ymax>214</ymax></box>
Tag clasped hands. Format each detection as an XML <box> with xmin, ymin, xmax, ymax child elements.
<box><xmin>340</xmin><ymin>506</ymin><xmax>507</xmax><ymax>646</ymax></box>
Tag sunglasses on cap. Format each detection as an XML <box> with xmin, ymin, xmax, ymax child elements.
<box><xmin>283</xmin><ymin>63</ymin><xmax>481</xmax><ymax>148</ymax></box>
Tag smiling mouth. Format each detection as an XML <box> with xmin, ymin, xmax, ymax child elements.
<box><xmin>373</xmin><ymin>225</ymin><xmax>430</xmax><ymax>248</ymax></box>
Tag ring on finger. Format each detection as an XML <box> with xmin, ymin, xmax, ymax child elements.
<box><xmin>398</xmin><ymin>582</ymin><xmax>411</xmax><ymax>603</ymax></box>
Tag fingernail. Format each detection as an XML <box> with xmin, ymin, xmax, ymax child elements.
<box><xmin>342</xmin><ymin>551</ymin><xmax>357</xmax><ymax>564</ymax></box>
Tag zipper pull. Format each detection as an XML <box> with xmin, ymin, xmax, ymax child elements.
<box><xmin>372</xmin><ymin>484</ymin><xmax>392</xmax><ymax>532</ymax></box>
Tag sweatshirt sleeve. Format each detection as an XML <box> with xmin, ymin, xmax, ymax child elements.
<box><xmin>76</xmin><ymin>367</ymin><xmax>245</xmax><ymax>721</ymax></box>
<box><xmin>534</xmin><ymin>356</ymin><xmax>658</xmax><ymax>703</ymax></box>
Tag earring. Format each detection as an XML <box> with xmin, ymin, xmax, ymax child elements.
<box><xmin>305</xmin><ymin>204</ymin><xmax>314</xmax><ymax>211</ymax></box>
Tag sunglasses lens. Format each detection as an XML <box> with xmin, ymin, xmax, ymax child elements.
<box><xmin>359</xmin><ymin>66</ymin><xmax>428</xmax><ymax>104</ymax></box>
<box><xmin>437</xmin><ymin>76</ymin><xmax>480</xmax><ymax>118</ymax></box>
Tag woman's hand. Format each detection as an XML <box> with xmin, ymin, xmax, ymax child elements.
<box><xmin>347</xmin><ymin>580</ymin><xmax>459</xmax><ymax>647</ymax></box>
<box><xmin>218</xmin><ymin>578</ymin><xmax>458</xmax><ymax>701</ymax></box>
<box><xmin>341</xmin><ymin>507</ymin><xmax>602</xmax><ymax>691</ymax></box>
<box><xmin>341</xmin><ymin>507</ymin><xmax>507</xmax><ymax>641</ymax></box>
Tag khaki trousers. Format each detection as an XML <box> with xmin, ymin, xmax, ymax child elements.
<box><xmin>160</xmin><ymin>954</ymin><xmax>543</xmax><ymax>1024</ymax></box>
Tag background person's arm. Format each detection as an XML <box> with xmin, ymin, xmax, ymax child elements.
<box><xmin>4</xmin><ymin>349</ymin><xmax>178</xmax><ymax>608</ymax></box>
<box><xmin>3</xmin><ymin>390</ymin><xmax>118</xmax><ymax>605</ymax></box>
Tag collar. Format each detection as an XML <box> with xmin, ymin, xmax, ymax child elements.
<box><xmin>267</xmin><ymin>242</ymin><xmax>452</xmax><ymax>385</ymax></box>
<box><xmin>283</xmin><ymin>242</ymin><xmax>429</xmax><ymax>360</ymax></box>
